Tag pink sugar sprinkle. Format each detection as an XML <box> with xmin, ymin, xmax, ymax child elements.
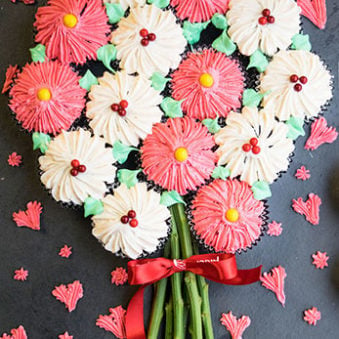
<box><xmin>13</xmin><ymin>268</ymin><xmax>28</xmax><ymax>281</ymax></box>
<box><xmin>7</xmin><ymin>152</ymin><xmax>22</xmax><ymax>167</ymax></box>
<box><xmin>267</xmin><ymin>221</ymin><xmax>283</xmax><ymax>237</ymax></box>
<box><xmin>0</xmin><ymin>326</ymin><xmax>27</xmax><ymax>339</ymax></box>
<box><xmin>305</xmin><ymin>117</ymin><xmax>338</xmax><ymax>151</ymax></box>
<box><xmin>96</xmin><ymin>306</ymin><xmax>127</xmax><ymax>338</ymax></box>
<box><xmin>58</xmin><ymin>332</ymin><xmax>73</xmax><ymax>339</ymax></box>
<box><xmin>312</xmin><ymin>251</ymin><xmax>329</xmax><ymax>269</ymax></box>
<box><xmin>260</xmin><ymin>266</ymin><xmax>286</xmax><ymax>307</ymax></box>
<box><xmin>304</xmin><ymin>307</ymin><xmax>321</xmax><ymax>325</ymax></box>
<box><xmin>2</xmin><ymin>65</ymin><xmax>19</xmax><ymax>94</ymax></box>
<box><xmin>295</xmin><ymin>166</ymin><xmax>311</xmax><ymax>181</ymax></box>
<box><xmin>292</xmin><ymin>193</ymin><xmax>321</xmax><ymax>225</ymax></box>
<box><xmin>59</xmin><ymin>245</ymin><xmax>72</xmax><ymax>258</ymax></box>
<box><xmin>12</xmin><ymin>201</ymin><xmax>42</xmax><ymax>231</ymax></box>
<box><xmin>111</xmin><ymin>267</ymin><xmax>128</xmax><ymax>286</ymax></box>
<box><xmin>220</xmin><ymin>311</ymin><xmax>251</xmax><ymax>339</ymax></box>
<box><xmin>297</xmin><ymin>0</ymin><xmax>327</xmax><ymax>29</ymax></box>
<box><xmin>52</xmin><ymin>280</ymin><xmax>83</xmax><ymax>312</ymax></box>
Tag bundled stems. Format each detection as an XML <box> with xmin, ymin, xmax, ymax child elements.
<box><xmin>165</xmin><ymin>297</ymin><xmax>173</xmax><ymax>339</ymax></box>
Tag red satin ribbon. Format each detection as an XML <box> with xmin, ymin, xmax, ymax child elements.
<box><xmin>125</xmin><ymin>253</ymin><xmax>262</xmax><ymax>339</ymax></box>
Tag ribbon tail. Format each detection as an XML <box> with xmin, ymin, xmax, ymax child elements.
<box><xmin>225</xmin><ymin>265</ymin><xmax>262</xmax><ymax>285</ymax></box>
<box><xmin>126</xmin><ymin>286</ymin><xmax>147</xmax><ymax>339</ymax></box>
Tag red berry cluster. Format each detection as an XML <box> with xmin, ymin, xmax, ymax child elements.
<box><xmin>258</xmin><ymin>8</ymin><xmax>275</xmax><ymax>25</ymax></box>
<box><xmin>70</xmin><ymin>159</ymin><xmax>86</xmax><ymax>176</ymax></box>
<box><xmin>120</xmin><ymin>210</ymin><xmax>138</xmax><ymax>227</ymax></box>
<box><xmin>290</xmin><ymin>74</ymin><xmax>308</xmax><ymax>92</ymax></box>
<box><xmin>139</xmin><ymin>28</ymin><xmax>156</xmax><ymax>46</ymax></box>
<box><xmin>242</xmin><ymin>137</ymin><xmax>261</xmax><ymax>155</ymax></box>
<box><xmin>111</xmin><ymin>99</ymin><xmax>129</xmax><ymax>117</ymax></box>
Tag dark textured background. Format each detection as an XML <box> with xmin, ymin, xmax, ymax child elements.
<box><xmin>0</xmin><ymin>1</ymin><xmax>339</xmax><ymax>338</ymax></box>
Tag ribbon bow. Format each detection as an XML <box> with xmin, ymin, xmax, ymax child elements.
<box><xmin>126</xmin><ymin>253</ymin><xmax>262</xmax><ymax>339</ymax></box>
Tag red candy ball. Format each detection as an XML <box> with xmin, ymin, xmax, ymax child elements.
<box><xmin>118</xmin><ymin>108</ymin><xmax>127</xmax><ymax>117</ymax></box>
<box><xmin>121</xmin><ymin>215</ymin><xmax>129</xmax><ymax>224</ymax></box>
<box><xmin>128</xmin><ymin>210</ymin><xmax>136</xmax><ymax>219</ymax></box>
<box><xmin>148</xmin><ymin>33</ymin><xmax>156</xmax><ymax>41</ymax></box>
<box><xmin>139</xmin><ymin>28</ymin><xmax>149</xmax><ymax>37</ymax></box>
<box><xmin>267</xmin><ymin>16</ymin><xmax>275</xmax><ymax>24</ymax></box>
<box><xmin>129</xmin><ymin>219</ymin><xmax>138</xmax><ymax>228</ymax></box>
<box><xmin>111</xmin><ymin>103</ymin><xmax>119</xmax><ymax>112</ymax></box>
<box><xmin>120</xmin><ymin>100</ymin><xmax>128</xmax><ymax>109</ymax></box>
<box><xmin>141</xmin><ymin>38</ymin><xmax>149</xmax><ymax>46</ymax></box>
<box><xmin>290</xmin><ymin>74</ymin><xmax>299</xmax><ymax>83</ymax></box>
<box><xmin>250</xmin><ymin>137</ymin><xmax>258</xmax><ymax>146</ymax></box>
<box><xmin>294</xmin><ymin>83</ymin><xmax>303</xmax><ymax>92</ymax></box>
<box><xmin>252</xmin><ymin>146</ymin><xmax>261</xmax><ymax>155</ymax></box>
<box><xmin>300</xmin><ymin>76</ymin><xmax>308</xmax><ymax>84</ymax></box>
<box><xmin>71</xmin><ymin>159</ymin><xmax>80</xmax><ymax>168</ymax></box>
<box><xmin>70</xmin><ymin>168</ymin><xmax>78</xmax><ymax>176</ymax></box>
<box><xmin>242</xmin><ymin>144</ymin><xmax>251</xmax><ymax>152</ymax></box>
<box><xmin>258</xmin><ymin>16</ymin><xmax>267</xmax><ymax>25</ymax></box>
<box><xmin>262</xmin><ymin>9</ymin><xmax>271</xmax><ymax>17</ymax></box>
<box><xmin>78</xmin><ymin>165</ymin><xmax>86</xmax><ymax>173</ymax></box>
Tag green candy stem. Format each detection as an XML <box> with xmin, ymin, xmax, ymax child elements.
<box><xmin>165</xmin><ymin>297</ymin><xmax>174</xmax><ymax>339</ymax></box>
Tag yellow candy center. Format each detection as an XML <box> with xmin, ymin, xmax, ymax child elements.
<box><xmin>63</xmin><ymin>14</ymin><xmax>78</xmax><ymax>28</ymax></box>
<box><xmin>37</xmin><ymin>88</ymin><xmax>52</xmax><ymax>101</ymax></box>
<box><xmin>225</xmin><ymin>208</ymin><xmax>239</xmax><ymax>223</ymax></box>
<box><xmin>199</xmin><ymin>73</ymin><xmax>214</xmax><ymax>88</ymax></box>
<box><xmin>174</xmin><ymin>147</ymin><xmax>188</xmax><ymax>162</ymax></box>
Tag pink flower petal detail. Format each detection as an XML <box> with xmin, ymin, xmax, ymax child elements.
<box><xmin>2</xmin><ymin>65</ymin><xmax>19</xmax><ymax>94</ymax></box>
<box><xmin>7</xmin><ymin>152</ymin><xmax>22</xmax><ymax>167</ymax></box>
<box><xmin>96</xmin><ymin>306</ymin><xmax>127</xmax><ymax>339</ymax></box>
<box><xmin>34</xmin><ymin>0</ymin><xmax>110</xmax><ymax>65</ymax></box>
<box><xmin>12</xmin><ymin>201</ymin><xmax>42</xmax><ymax>231</ymax></box>
<box><xmin>111</xmin><ymin>267</ymin><xmax>128</xmax><ymax>286</ymax></box>
<box><xmin>292</xmin><ymin>193</ymin><xmax>322</xmax><ymax>225</ymax></box>
<box><xmin>59</xmin><ymin>245</ymin><xmax>72</xmax><ymax>258</ymax></box>
<box><xmin>0</xmin><ymin>326</ymin><xmax>27</xmax><ymax>339</ymax></box>
<box><xmin>297</xmin><ymin>0</ymin><xmax>327</xmax><ymax>29</ymax></box>
<box><xmin>312</xmin><ymin>251</ymin><xmax>329</xmax><ymax>269</ymax></box>
<box><xmin>52</xmin><ymin>280</ymin><xmax>83</xmax><ymax>312</ymax></box>
<box><xmin>171</xmin><ymin>49</ymin><xmax>244</xmax><ymax>120</ymax></box>
<box><xmin>58</xmin><ymin>332</ymin><xmax>73</xmax><ymax>339</ymax></box>
<box><xmin>13</xmin><ymin>268</ymin><xmax>29</xmax><ymax>281</ymax></box>
<box><xmin>295</xmin><ymin>166</ymin><xmax>311</xmax><ymax>181</ymax></box>
<box><xmin>220</xmin><ymin>311</ymin><xmax>251</xmax><ymax>339</ymax></box>
<box><xmin>267</xmin><ymin>221</ymin><xmax>283</xmax><ymax>237</ymax></box>
<box><xmin>305</xmin><ymin>117</ymin><xmax>338</xmax><ymax>151</ymax></box>
<box><xmin>304</xmin><ymin>307</ymin><xmax>321</xmax><ymax>325</ymax></box>
<box><xmin>260</xmin><ymin>266</ymin><xmax>286</xmax><ymax>307</ymax></box>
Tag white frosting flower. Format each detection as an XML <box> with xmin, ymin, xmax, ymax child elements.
<box><xmin>260</xmin><ymin>50</ymin><xmax>332</xmax><ymax>121</ymax></box>
<box><xmin>111</xmin><ymin>4</ymin><xmax>186</xmax><ymax>77</ymax></box>
<box><xmin>215</xmin><ymin>107</ymin><xmax>294</xmax><ymax>186</ymax></box>
<box><xmin>227</xmin><ymin>0</ymin><xmax>300</xmax><ymax>56</ymax></box>
<box><xmin>92</xmin><ymin>183</ymin><xmax>170</xmax><ymax>259</ymax></box>
<box><xmin>104</xmin><ymin>0</ymin><xmax>146</xmax><ymax>11</ymax></box>
<box><xmin>39</xmin><ymin>129</ymin><xmax>116</xmax><ymax>205</ymax></box>
<box><xmin>86</xmin><ymin>71</ymin><xmax>163</xmax><ymax>146</ymax></box>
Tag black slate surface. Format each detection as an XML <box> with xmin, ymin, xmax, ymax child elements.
<box><xmin>0</xmin><ymin>1</ymin><xmax>339</xmax><ymax>338</ymax></box>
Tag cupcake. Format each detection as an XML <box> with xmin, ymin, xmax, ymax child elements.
<box><xmin>215</xmin><ymin>107</ymin><xmax>294</xmax><ymax>186</ymax></box>
<box><xmin>192</xmin><ymin>179</ymin><xmax>266</xmax><ymax>253</ymax></box>
<box><xmin>39</xmin><ymin>129</ymin><xmax>116</xmax><ymax>205</ymax></box>
<box><xmin>92</xmin><ymin>182</ymin><xmax>170</xmax><ymax>259</ymax></box>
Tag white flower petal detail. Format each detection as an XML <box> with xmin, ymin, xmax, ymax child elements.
<box><xmin>111</xmin><ymin>4</ymin><xmax>187</xmax><ymax>77</ymax></box>
<box><xmin>39</xmin><ymin>129</ymin><xmax>116</xmax><ymax>205</ymax></box>
<box><xmin>260</xmin><ymin>50</ymin><xmax>332</xmax><ymax>121</ymax></box>
<box><xmin>215</xmin><ymin>107</ymin><xmax>294</xmax><ymax>186</ymax></box>
<box><xmin>92</xmin><ymin>183</ymin><xmax>170</xmax><ymax>259</ymax></box>
<box><xmin>104</xmin><ymin>0</ymin><xmax>146</xmax><ymax>11</ymax></box>
<box><xmin>86</xmin><ymin>71</ymin><xmax>163</xmax><ymax>146</ymax></box>
<box><xmin>227</xmin><ymin>0</ymin><xmax>300</xmax><ymax>56</ymax></box>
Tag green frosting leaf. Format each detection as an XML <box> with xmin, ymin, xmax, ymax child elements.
<box><xmin>212</xmin><ymin>30</ymin><xmax>236</xmax><ymax>56</ymax></box>
<box><xmin>242</xmin><ymin>89</ymin><xmax>264</xmax><ymax>107</ymax></box>
<box><xmin>251</xmin><ymin>181</ymin><xmax>272</xmax><ymax>200</ymax></box>
<box><xmin>291</xmin><ymin>34</ymin><xmax>312</xmax><ymax>51</ymax></box>
<box><xmin>30</xmin><ymin>44</ymin><xmax>46</xmax><ymax>63</ymax></box>
<box><xmin>286</xmin><ymin>116</ymin><xmax>305</xmax><ymax>140</ymax></box>
<box><xmin>160</xmin><ymin>190</ymin><xmax>186</xmax><ymax>207</ymax></box>
<box><xmin>151</xmin><ymin>72</ymin><xmax>170</xmax><ymax>91</ymax></box>
<box><xmin>105</xmin><ymin>3</ymin><xmax>125</xmax><ymax>24</ymax></box>
<box><xmin>202</xmin><ymin>117</ymin><xmax>220</xmax><ymax>134</ymax></box>
<box><xmin>32</xmin><ymin>132</ymin><xmax>51</xmax><ymax>153</ymax></box>
<box><xmin>211</xmin><ymin>13</ymin><xmax>228</xmax><ymax>30</ymax></box>
<box><xmin>84</xmin><ymin>197</ymin><xmax>104</xmax><ymax>217</ymax></box>
<box><xmin>247</xmin><ymin>50</ymin><xmax>268</xmax><ymax>73</ymax></box>
<box><xmin>113</xmin><ymin>141</ymin><xmax>138</xmax><ymax>164</ymax></box>
<box><xmin>79</xmin><ymin>70</ymin><xmax>98</xmax><ymax>91</ymax></box>
<box><xmin>117</xmin><ymin>169</ymin><xmax>141</xmax><ymax>188</ymax></box>
<box><xmin>212</xmin><ymin>166</ymin><xmax>230</xmax><ymax>180</ymax></box>
<box><xmin>147</xmin><ymin>0</ymin><xmax>170</xmax><ymax>9</ymax></box>
<box><xmin>183</xmin><ymin>21</ymin><xmax>209</xmax><ymax>45</ymax></box>
<box><xmin>161</xmin><ymin>97</ymin><xmax>184</xmax><ymax>118</ymax></box>
<box><xmin>97</xmin><ymin>44</ymin><xmax>117</xmax><ymax>72</ymax></box>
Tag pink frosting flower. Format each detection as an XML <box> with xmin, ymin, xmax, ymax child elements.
<box><xmin>170</xmin><ymin>0</ymin><xmax>229</xmax><ymax>23</ymax></box>
<box><xmin>59</xmin><ymin>245</ymin><xmax>72</xmax><ymax>258</ymax></box>
<box><xmin>312</xmin><ymin>251</ymin><xmax>329</xmax><ymax>269</ymax></box>
<box><xmin>9</xmin><ymin>61</ymin><xmax>86</xmax><ymax>135</ymax></box>
<box><xmin>295</xmin><ymin>166</ymin><xmax>311</xmax><ymax>181</ymax></box>
<box><xmin>14</xmin><ymin>268</ymin><xmax>29</xmax><ymax>281</ymax></box>
<box><xmin>34</xmin><ymin>0</ymin><xmax>110</xmax><ymax>65</ymax></box>
<box><xmin>141</xmin><ymin>117</ymin><xmax>216</xmax><ymax>195</ymax></box>
<box><xmin>111</xmin><ymin>267</ymin><xmax>128</xmax><ymax>286</ymax></box>
<box><xmin>8</xmin><ymin>152</ymin><xmax>22</xmax><ymax>167</ymax></box>
<box><xmin>171</xmin><ymin>49</ymin><xmax>244</xmax><ymax>120</ymax></box>
<box><xmin>267</xmin><ymin>221</ymin><xmax>283</xmax><ymax>237</ymax></box>
<box><xmin>304</xmin><ymin>307</ymin><xmax>321</xmax><ymax>325</ymax></box>
<box><xmin>192</xmin><ymin>179</ymin><xmax>265</xmax><ymax>253</ymax></box>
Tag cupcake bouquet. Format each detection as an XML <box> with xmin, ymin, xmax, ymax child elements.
<box><xmin>3</xmin><ymin>0</ymin><xmax>332</xmax><ymax>338</ymax></box>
